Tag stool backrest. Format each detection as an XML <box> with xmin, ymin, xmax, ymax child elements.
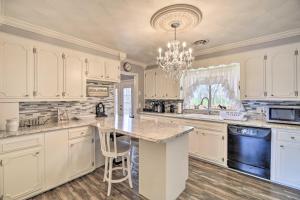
<box><xmin>97</xmin><ymin>127</ymin><xmax>118</xmax><ymax>158</ymax></box>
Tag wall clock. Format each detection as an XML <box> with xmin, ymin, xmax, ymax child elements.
<box><xmin>123</xmin><ymin>62</ymin><xmax>132</xmax><ymax>72</ymax></box>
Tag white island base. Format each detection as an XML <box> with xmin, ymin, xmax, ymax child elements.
<box><xmin>139</xmin><ymin>134</ymin><xmax>189</xmax><ymax>200</ymax></box>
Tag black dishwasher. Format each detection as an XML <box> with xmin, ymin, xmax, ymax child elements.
<box><xmin>227</xmin><ymin>125</ymin><xmax>271</xmax><ymax>179</ymax></box>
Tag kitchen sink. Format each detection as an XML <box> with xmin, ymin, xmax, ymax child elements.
<box><xmin>182</xmin><ymin>113</ymin><xmax>220</xmax><ymax>120</ymax></box>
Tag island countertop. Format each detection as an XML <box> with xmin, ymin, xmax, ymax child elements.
<box><xmin>0</xmin><ymin>116</ymin><xmax>194</xmax><ymax>143</ymax></box>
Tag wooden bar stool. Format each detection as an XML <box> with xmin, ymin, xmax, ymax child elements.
<box><xmin>97</xmin><ymin>127</ymin><xmax>133</xmax><ymax>196</ymax></box>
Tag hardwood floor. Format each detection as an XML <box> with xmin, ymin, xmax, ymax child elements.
<box><xmin>31</xmin><ymin>140</ymin><xmax>300</xmax><ymax>200</ymax></box>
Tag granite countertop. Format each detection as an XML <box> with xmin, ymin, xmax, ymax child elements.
<box><xmin>0</xmin><ymin>116</ymin><xmax>194</xmax><ymax>143</ymax></box>
<box><xmin>140</xmin><ymin>112</ymin><xmax>300</xmax><ymax>130</ymax></box>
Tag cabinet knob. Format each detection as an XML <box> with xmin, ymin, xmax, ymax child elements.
<box><xmin>291</xmin><ymin>136</ymin><xmax>295</xmax><ymax>140</ymax></box>
<box><xmin>56</xmin><ymin>94</ymin><xmax>60</xmax><ymax>97</ymax></box>
<box><xmin>271</xmin><ymin>94</ymin><xmax>274</xmax><ymax>96</ymax></box>
<box><xmin>35</xmin><ymin>152</ymin><xmax>40</xmax><ymax>156</ymax></box>
<box><xmin>280</xmin><ymin>145</ymin><xmax>284</xmax><ymax>148</ymax></box>
<box><xmin>24</xmin><ymin>94</ymin><xmax>29</xmax><ymax>97</ymax></box>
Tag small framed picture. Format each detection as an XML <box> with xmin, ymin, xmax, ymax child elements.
<box><xmin>87</xmin><ymin>86</ymin><xmax>109</xmax><ymax>97</ymax></box>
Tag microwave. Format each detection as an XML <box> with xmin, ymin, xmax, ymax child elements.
<box><xmin>266</xmin><ymin>106</ymin><xmax>300</xmax><ymax>125</ymax></box>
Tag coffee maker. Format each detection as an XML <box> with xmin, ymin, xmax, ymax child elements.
<box><xmin>96</xmin><ymin>102</ymin><xmax>107</xmax><ymax>117</ymax></box>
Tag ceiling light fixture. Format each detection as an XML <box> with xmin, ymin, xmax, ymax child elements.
<box><xmin>157</xmin><ymin>22</ymin><xmax>193</xmax><ymax>79</ymax></box>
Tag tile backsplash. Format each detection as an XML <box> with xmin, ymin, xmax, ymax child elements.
<box><xmin>242</xmin><ymin>100</ymin><xmax>300</xmax><ymax>111</ymax></box>
<box><xmin>19</xmin><ymin>82</ymin><xmax>115</xmax><ymax>124</ymax></box>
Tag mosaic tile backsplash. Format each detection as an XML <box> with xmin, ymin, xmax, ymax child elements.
<box><xmin>19</xmin><ymin>82</ymin><xmax>115</xmax><ymax>124</ymax></box>
<box><xmin>242</xmin><ymin>100</ymin><xmax>300</xmax><ymax>111</ymax></box>
<box><xmin>144</xmin><ymin>99</ymin><xmax>183</xmax><ymax>113</ymax></box>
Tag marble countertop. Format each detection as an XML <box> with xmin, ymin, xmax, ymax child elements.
<box><xmin>140</xmin><ymin>112</ymin><xmax>300</xmax><ymax>130</ymax></box>
<box><xmin>0</xmin><ymin>116</ymin><xmax>194</xmax><ymax>143</ymax></box>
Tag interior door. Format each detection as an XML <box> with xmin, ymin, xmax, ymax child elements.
<box><xmin>118</xmin><ymin>79</ymin><xmax>134</xmax><ymax>117</ymax></box>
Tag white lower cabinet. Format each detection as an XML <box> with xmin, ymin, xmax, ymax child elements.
<box><xmin>185</xmin><ymin>120</ymin><xmax>227</xmax><ymax>166</ymax></box>
<box><xmin>272</xmin><ymin>129</ymin><xmax>300</xmax><ymax>190</ymax></box>
<box><xmin>1</xmin><ymin>147</ymin><xmax>43</xmax><ymax>200</ymax></box>
<box><xmin>68</xmin><ymin>135</ymin><xmax>95</xmax><ymax>179</ymax></box>
<box><xmin>0</xmin><ymin>126</ymin><xmax>97</xmax><ymax>200</ymax></box>
<box><xmin>45</xmin><ymin>130</ymin><xmax>69</xmax><ymax>189</ymax></box>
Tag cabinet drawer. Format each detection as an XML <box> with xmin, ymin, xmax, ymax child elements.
<box><xmin>1</xmin><ymin>134</ymin><xmax>43</xmax><ymax>154</ymax></box>
<box><xmin>69</xmin><ymin>127</ymin><xmax>91</xmax><ymax>139</ymax></box>
<box><xmin>182</xmin><ymin>120</ymin><xmax>227</xmax><ymax>132</ymax></box>
<box><xmin>277</xmin><ymin>129</ymin><xmax>300</xmax><ymax>143</ymax></box>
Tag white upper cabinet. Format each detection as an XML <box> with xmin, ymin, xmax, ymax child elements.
<box><xmin>104</xmin><ymin>59</ymin><xmax>120</xmax><ymax>82</ymax></box>
<box><xmin>144</xmin><ymin>70</ymin><xmax>156</xmax><ymax>99</ymax></box>
<box><xmin>144</xmin><ymin>68</ymin><xmax>180</xmax><ymax>100</ymax></box>
<box><xmin>268</xmin><ymin>47</ymin><xmax>298</xmax><ymax>98</ymax></box>
<box><xmin>0</xmin><ymin>38</ymin><xmax>32</xmax><ymax>99</ymax></box>
<box><xmin>62</xmin><ymin>51</ymin><xmax>86</xmax><ymax>99</ymax></box>
<box><xmin>86</xmin><ymin>56</ymin><xmax>105</xmax><ymax>80</ymax></box>
<box><xmin>33</xmin><ymin>45</ymin><xmax>62</xmax><ymax>99</ymax></box>
<box><xmin>243</xmin><ymin>55</ymin><xmax>266</xmax><ymax>99</ymax></box>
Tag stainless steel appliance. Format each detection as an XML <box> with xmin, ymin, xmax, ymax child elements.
<box><xmin>266</xmin><ymin>106</ymin><xmax>300</xmax><ymax>125</ymax></box>
<box><xmin>96</xmin><ymin>102</ymin><xmax>107</xmax><ymax>117</ymax></box>
<box><xmin>227</xmin><ymin>125</ymin><xmax>271</xmax><ymax>179</ymax></box>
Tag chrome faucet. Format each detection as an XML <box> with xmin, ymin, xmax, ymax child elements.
<box><xmin>200</xmin><ymin>97</ymin><xmax>212</xmax><ymax>114</ymax></box>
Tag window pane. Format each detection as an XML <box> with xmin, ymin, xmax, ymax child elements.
<box><xmin>123</xmin><ymin>88</ymin><xmax>132</xmax><ymax>115</ymax></box>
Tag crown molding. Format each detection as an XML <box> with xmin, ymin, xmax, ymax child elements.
<box><xmin>125</xmin><ymin>59</ymin><xmax>148</xmax><ymax>68</ymax></box>
<box><xmin>194</xmin><ymin>28</ymin><xmax>300</xmax><ymax>56</ymax></box>
<box><xmin>0</xmin><ymin>15</ymin><xmax>127</xmax><ymax>59</ymax></box>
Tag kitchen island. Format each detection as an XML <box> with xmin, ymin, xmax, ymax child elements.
<box><xmin>0</xmin><ymin>116</ymin><xmax>194</xmax><ymax>200</ymax></box>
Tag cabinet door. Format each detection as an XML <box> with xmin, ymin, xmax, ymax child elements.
<box><xmin>0</xmin><ymin>40</ymin><xmax>31</xmax><ymax>99</ymax></box>
<box><xmin>144</xmin><ymin>70</ymin><xmax>156</xmax><ymax>99</ymax></box>
<box><xmin>274</xmin><ymin>142</ymin><xmax>300</xmax><ymax>189</ymax></box>
<box><xmin>63</xmin><ymin>52</ymin><xmax>85</xmax><ymax>99</ymax></box>
<box><xmin>105</xmin><ymin>59</ymin><xmax>120</xmax><ymax>82</ymax></box>
<box><xmin>168</xmin><ymin>78</ymin><xmax>180</xmax><ymax>99</ymax></box>
<box><xmin>243</xmin><ymin>55</ymin><xmax>266</xmax><ymax>99</ymax></box>
<box><xmin>155</xmin><ymin>69</ymin><xmax>167</xmax><ymax>99</ymax></box>
<box><xmin>45</xmin><ymin>130</ymin><xmax>69</xmax><ymax>189</ymax></box>
<box><xmin>34</xmin><ymin>46</ymin><xmax>62</xmax><ymax>99</ymax></box>
<box><xmin>269</xmin><ymin>48</ymin><xmax>297</xmax><ymax>98</ymax></box>
<box><xmin>2</xmin><ymin>148</ymin><xmax>43</xmax><ymax>200</ymax></box>
<box><xmin>188</xmin><ymin>130</ymin><xmax>199</xmax><ymax>155</ymax></box>
<box><xmin>197</xmin><ymin>129</ymin><xmax>226</xmax><ymax>165</ymax></box>
<box><xmin>69</xmin><ymin>136</ymin><xmax>95</xmax><ymax>179</ymax></box>
<box><xmin>87</xmin><ymin>57</ymin><xmax>105</xmax><ymax>80</ymax></box>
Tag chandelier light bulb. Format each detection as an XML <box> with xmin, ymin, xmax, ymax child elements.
<box><xmin>189</xmin><ymin>48</ymin><xmax>192</xmax><ymax>53</ymax></box>
<box><xmin>182</xmin><ymin>42</ymin><xmax>186</xmax><ymax>47</ymax></box>
<box><xmin>167</xmin><ymin>43</ymin><xmax>171</xmax><ymax>48</ymax></box>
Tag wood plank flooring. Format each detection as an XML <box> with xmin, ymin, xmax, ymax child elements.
<box><xmin>30</xmin><ymin>140</ymin><xmax>300</xmax><ymax>200</ymax></box>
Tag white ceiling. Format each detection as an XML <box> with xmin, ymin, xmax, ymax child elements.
<box><xmin>3</xmin><ymin>0</ymin><xmax>300</xmax><ymax>64</ymax></box>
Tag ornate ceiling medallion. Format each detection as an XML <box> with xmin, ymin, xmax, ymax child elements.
<box><xmin>150</xmin><ymin>4</ymin><xmax>202</xmax><ymax>32</ymax></box>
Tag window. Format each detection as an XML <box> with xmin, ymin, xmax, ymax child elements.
<box><xmin>181</xmin><ymin>63</ymin><xmax>241</xmax><ymax>110</ymax></box>
<box><xmin>123</xmin><ymin>87</ymin><xmax>132</xmax><ymax>116</ymax></box>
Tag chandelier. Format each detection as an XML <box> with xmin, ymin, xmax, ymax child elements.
<box><xmin>157</xmin><ymin>22</ymin><xmax>193</xmax><ymax>79</ymax></box>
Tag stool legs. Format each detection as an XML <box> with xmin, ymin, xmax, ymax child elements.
<box><xmin>103</xmin><ymin>157</ymin><xmax>108</xmax><ymax>182</ymax></box>
<box><xmin>127</xmin><ymin>154</ymin><xmax>133</xmax><ymax>188</ymax></box>
<box><xmin>122</xmin><ymin>156</ymin><xmax>126</xmax><ymax>176</ymax></box>
<box><xmin>107</xmin><ymin>157</ymin><xmax>113</xmax><ymax>196</ymax></box>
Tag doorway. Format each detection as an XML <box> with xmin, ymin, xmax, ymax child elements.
<box><xmin>115</xmin><ymin>72</ymin><xmax>138</xmax><ymax>117</ymax></box>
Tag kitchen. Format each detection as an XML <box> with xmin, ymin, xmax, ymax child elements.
<box><xmin>0</xmin><ymin>1</ymin><xmax>300</xmax><ymax>200</ymax></box>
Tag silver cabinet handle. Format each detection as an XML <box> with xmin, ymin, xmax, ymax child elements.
<box><xmin>280</xmin><ymin>145</ymin><xmax>284</xmax><ymax>148</ymax></box>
